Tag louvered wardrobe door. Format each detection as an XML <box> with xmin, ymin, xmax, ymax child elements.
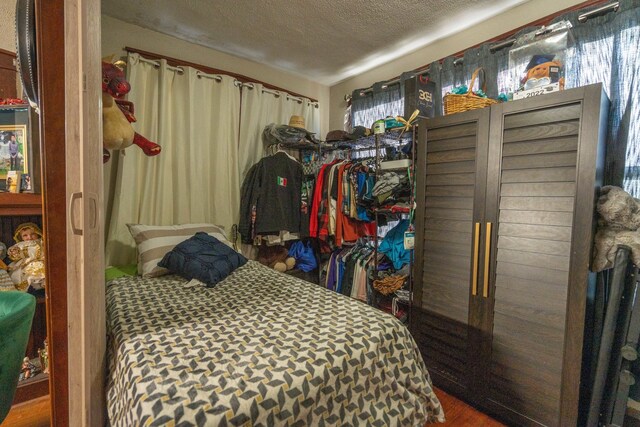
<box><xmin>413</xmin><ymin>109</ymin><xmax>490</xmax><ymax>396</ymax></box>
<box><xmin>482</xmin><ymin>85</ymin><xmax>608</xmax><ymax>426</ymax></box>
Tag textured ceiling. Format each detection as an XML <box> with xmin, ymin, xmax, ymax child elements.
<box><xmin>102</xmin><ymin>0</ymin><xmax>529</xmax><ymax>86</ymax></box>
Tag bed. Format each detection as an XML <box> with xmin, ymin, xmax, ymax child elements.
<box><xmin>106</xmin><ymin>260</ymin><xmax>444</xmax><ymax>426</ymax></box>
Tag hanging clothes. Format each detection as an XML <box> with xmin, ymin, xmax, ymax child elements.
<box><xmin>378</xmin><ymin>219</ymin><xmax>412</xmax><ymax>270</ymax></box>
<box><xmin>239</xmin><ymin>152</ymin><xmax>303</xmax><ymax>243</ymax></box>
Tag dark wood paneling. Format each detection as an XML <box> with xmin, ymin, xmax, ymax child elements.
<box><xmin>499</xmin><ymin>182</ymin><xmax>575</xmax><ymax>197</ymax></box>
<box><xmin>497</xmin><ymin>249</ymin><xmax>570</xmax><ymax>271</ymax></box>
<box><xmin>502</xmin><ymin>152</ymin><xmax>577</xmax><ymax>170</ymax></box>
<box><xmin>426</xmin><ymin>173</ymin><xmax>475</xmax><ymax>186</ymax></box>
<box><xmin>427</xmin><ymin>122</ymin><xmax>478</xmax><ymax>140</ymax></box>
<box><xmin>421</xmin><ymin>239</ymin><xmax>470</xmax><ymax>257</ymax></box>
<box><xmin>0</xmin><ymin>193</ymin><xmax>43</xmax><ymax>216</ymax></box>
<box><xmin>493</xmin><ymin>274</ymin><xmax>568</xmax><ymax>299</ymax></box>
<box><xmin>425</xmin><ymin>229</ymin><xmax>472</xmax><ymax>245</ymax></box>
<box><xmin>498</xmin><ymin>223</ymin><xmax>572</xmax><ymax>242</ymax></box>
<box><xmin>415</xmin><ymin>89</ymin><xmax>608</xmax><ymax>426</ymax></box>
<box><xmin>492</xmin><ymin>314</ymin><xmax>565</xmax><ymax>359</ymax></box>
<box><xmin>425</xmin><ymin>208</ymin><xmax>473</xmax><ymax>221</ymax></box>
<box><xmin>36</xmin><ymin>0</ymin><xmax>69</xmax><ymax>425</ymax></box>
<box><xmin>0</xmin><ymin>49</ymin><xmax>17</xmax><ymax>100</ymax></box>
<box><xmin>499</xmin><ymin>210</ymin><xmax>573</xmax><ymax>226</ymax></box>
<box><xmin>427</xmin><ymin>136</ymin><xmax>477</xmax><ymax>152</ymax></box>
<box><xmin>502</xmin><ymin>121</ymin><xmax>579</xmax><ymax>143</ymax></box>
<box><xmin>13</xmin><ymin>376</ymin><xmax>49</xmax><ymax>405</ymax></box>
<box><xmin>499</xmin><ymin>196</ymin><xmax>574</xmax><ymax>212</ymax></box>
<box><xmin>502</xmin><ymin>136</ymin><xmax>578</xmax><ymax>156</ymax></box>
<box><xmin>426</xmin><ymin>160</ymin><xmax>476</xmax><ymax>175</ymax></box>
<box><xmin>425</xmin><ymin>196</ymin><xmax>474</xmax><ymax>210</ymax></box>
<box><xmin>424</xmin><ymin>251</ymin><xmax>471</xmax><ymax>269</ymax></box>
<box><xmin>501</xmin><ymin>166</ymin><xmax>576</xmax><ymax>183</ymax></box>
<box><xmin>414</xmin><ymin>113</ymin><xmax>488</xmax><ymax>406</ymax></box>
<box><xmin>425</xmin><ymin>218</ymin><xmax>473</xmax><ymax>233</ymax></box>
<box><xmin>503</xmin><ymin>103</ymin><xmax>581</xmax><ymax>129</ymax></box>
<box><xmin>496</xmin><ymin>235</ymin><xmax>571</xmax><ymax>256</ymax></box>
<box><xmin>427</xmin><ymin>149</ymin><xmax>476</xmax><ymax>164</ymax></box>
<box><xmin>496</xmin><ymin>261</ymin><xmax>569</xmax><ymax>286</ymax></box>
<box><xmin>426</xmin><ymin>185</ymin><xmax>475</xmax><ymax>197</ymax></box>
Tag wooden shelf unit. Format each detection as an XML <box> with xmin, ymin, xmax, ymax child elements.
<box><xmin>0</xmin><ymin>193</ymin><xmax>43</xmax><ymax>216</ymax></box>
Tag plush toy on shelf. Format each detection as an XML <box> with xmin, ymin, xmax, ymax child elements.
<box><xmin>102</xmin><ymin>57</ymin><xmax>161</xmax><ymax>163</ymax></box>
<box><xmin>520</xmin><ymin>54</ymin><xmax>565</xmax><ymax>91</ymax></box>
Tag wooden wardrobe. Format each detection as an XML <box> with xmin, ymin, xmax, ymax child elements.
<box><xmin>412</xmin><ymin>84</ymin><xmax>609</xmax><ymax>426</ymax></box>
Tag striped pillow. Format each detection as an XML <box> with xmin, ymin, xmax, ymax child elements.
<box><xmin>127</xmin><ymin>223</ymin><xmax>232</xmax><ymax>277</ymax></box>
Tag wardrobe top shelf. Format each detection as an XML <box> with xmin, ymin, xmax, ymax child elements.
<box><xmin>0</xmin><ymin>193</ymin><xmax>43</xmax><ymax>216</ymax></box>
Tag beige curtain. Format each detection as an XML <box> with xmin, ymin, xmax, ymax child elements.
<box><xmin>238</xmin><ymin>83</ymin><xmax>320</xmax><ymax>181</ymax></box>
<box><xmin>105</xmin><ymin>53</ymin><xmax>241</xmax><ymax>266</ymax></box>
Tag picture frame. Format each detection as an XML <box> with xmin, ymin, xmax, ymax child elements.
<box><xmin>0</xmin><ymin>124</ymin><xmax>29</xmax><ymax>180</ymax></box>
<box><xmin>0</xmin><ymin>105</ymin><xmax>39</xmax><ymax>193</ymax></box>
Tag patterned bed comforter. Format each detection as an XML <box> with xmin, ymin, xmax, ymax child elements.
<box><xmin>106</xmin><ymin>261</ymin><xmax>444</xmax><ymax>426</ymax></box>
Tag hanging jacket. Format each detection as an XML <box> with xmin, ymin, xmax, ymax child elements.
<box><xmin>239</xmin><ymin>152</ymin><xmax>303</xmax><ymax>242</ymax></box>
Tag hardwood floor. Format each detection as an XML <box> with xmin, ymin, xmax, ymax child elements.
<box><xmin>431</xmin><ymin>388</ymin><xmax>505</xmax><ymax>426</ymax></box>
<box><xmin>0</xmin><ymin>388</ymin><xmax>502</xmax><ymax>426</ymax></box>
<box><xmin>1</xmin><ymin>396</ymin><xmax>49</xmax><ymax>427</ymax></box>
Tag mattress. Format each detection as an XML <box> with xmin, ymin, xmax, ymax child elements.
<box><xmin>106</xmin><ymin>260</ymin><xmax>444</xmax><ymax>426</ymax></box>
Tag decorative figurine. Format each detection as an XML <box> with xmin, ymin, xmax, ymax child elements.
<box><xmin>19</xmin><ymin>356</ymin><xmax>39</xmax><ymax>381</ymax></box>
<box><xmin>102</xmin><ymin>57</ymin><xmax>161</xmax><ymax>162</ymax></box>
<box><xmin>7</xmin><ymin>222</ymin><xmax>45</xmax><ymax>292</ymax></box>
<box><xmin>38</xmin><ymin>339</ymin><xmax>49</xmax><ymax>374</ymax></box>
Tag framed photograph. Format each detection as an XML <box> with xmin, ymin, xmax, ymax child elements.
<box><xmin>0</xmin><ymin>124</ymin><xmax>29</xmax><ymax>180</ymax></box>
<box><xmin>0</xmin><ymin>105</ymin><xmax>39</xmax><ymax>192</ymax></box>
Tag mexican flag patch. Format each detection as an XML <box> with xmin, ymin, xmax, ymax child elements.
<box><xmin>277</xmin><ymin>176</ymin><xmax>287</xmax><ymax>187</ymax></box>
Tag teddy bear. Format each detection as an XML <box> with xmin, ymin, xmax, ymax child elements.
<box><xmin>521</xmin><ymin>54</ymin><xmax>565</xmax><ymax>91</ymax></box>
<box><xmin>256</xmin><ymin>244</ymin><xmax>295</xmax><ymax>273</ymax></box>
<box><xmin>592</xmin><ymin>186</ymin><xmax>640</xmax><ymax>272</ymax></box>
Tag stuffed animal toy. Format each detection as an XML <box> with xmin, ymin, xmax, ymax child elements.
<box><xmin>257</xmin><ymin>245</ymin><xmax>295</xmax><ymax>273</ymax></box>
<box><xmin>102</xmin><ymin>57</ymin><xmax>161</xmax><ymax>163</ymax></box>
<box><xmin>592</xmin><ymin>186</ymin><xmax>640</xmax><ymax>272</ymax></box>
<box><xmin>521</xmin><ymin>54</ymin><xmax>565</xmax><ymax>91</ymax></box>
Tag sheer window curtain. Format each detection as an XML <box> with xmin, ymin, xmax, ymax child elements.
<box><xmin>238</xmin><ymin>83</ymin><xmax>320</xmax><ymax>180</ymax></box>
<box><xmin>105</xmin><ymin>53</ymin><xmax>241</xmax><ymax>266</ymax></box>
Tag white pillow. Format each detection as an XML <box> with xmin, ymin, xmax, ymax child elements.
<box><xmin>127</xmin><ymin>223</ymin><xmax>232</xmax><ymax>277</ymax></box>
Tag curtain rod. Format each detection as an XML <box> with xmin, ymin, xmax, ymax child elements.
<box><xmin>345</xmin><ymin>0</ymin><xmax>615</xmax><ymax>101</ymax></box>
<box><xmin>124</xmin><ymin>46</ymin><xmax>319</xmax><ymax>103</ymax></box>
<box><xmin>134</xmin><ymin>54</ymin><xmax>319</xmax><ymax>107</ymax></box>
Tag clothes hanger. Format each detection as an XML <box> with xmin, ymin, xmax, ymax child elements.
<box><xmin>274</xmin><ymin>143</ymin><xmax>299</xmax><ymax>162</ymax></box>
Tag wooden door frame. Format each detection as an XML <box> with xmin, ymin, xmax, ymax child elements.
<box><xmin>36</xmin><ymin>0</ymin><xmax>69</xmax><ymax>425</ymax></box>
<box><xmin>36</xmin><ymin>0</ymin><xmax>105</xmax><ymax>425</ymax></box>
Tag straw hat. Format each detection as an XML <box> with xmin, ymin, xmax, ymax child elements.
<box><xmin>288</xmin><ymin>115</ymin><xmax>305</xmax><ymax>129</ymax></box>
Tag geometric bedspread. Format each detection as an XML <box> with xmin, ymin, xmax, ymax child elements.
<box><xmin>106</xmin><ymin>261</ymin><xmax>444</xmax><ymax>426</ymax></box>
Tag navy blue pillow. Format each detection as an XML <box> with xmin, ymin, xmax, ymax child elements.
<box><xmin>158</xmin><ymin>232</ymin><xmax>247</xmax><ymax>287</ymax></box>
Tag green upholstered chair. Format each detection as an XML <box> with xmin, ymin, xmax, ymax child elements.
<box><xmin>0</xmin><ymin>291</ymin><xmax>36</xmax><ymax>423</ymax></box>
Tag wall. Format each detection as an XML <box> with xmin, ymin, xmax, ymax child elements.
<box><xmin>328</xmin><ymin>0</ymin><xmax>586</xmax><ymax>130</ymax></box>
<box><xmin>102</xmin><ymin>15</ymin><xmax>330</xmax><ymax>136</ymax></box>
<box><xmin>0</xmin><ymin>0</ymin><xmax>15</xmax><ymax>52</ymax></box>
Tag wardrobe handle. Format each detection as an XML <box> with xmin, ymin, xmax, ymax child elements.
<box><xmin>69</xmin><ymin>192</ymin><xmax>83</xmax><ymax>236</ymax></box>
<box><xmin>472</xmin><ymin>222</ymin><xmax>480</xmax><ymax>296</ymax></box>
<box><xmin>483</xmin><ymin>222</ymin><xmax>492</xmax><ymax>298</ymax></box>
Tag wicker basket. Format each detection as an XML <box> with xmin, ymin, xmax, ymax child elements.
<box><xmin>443</xmin><ymin>68</ymin><xmax>498</xmax><ymax>115</ymax></box>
